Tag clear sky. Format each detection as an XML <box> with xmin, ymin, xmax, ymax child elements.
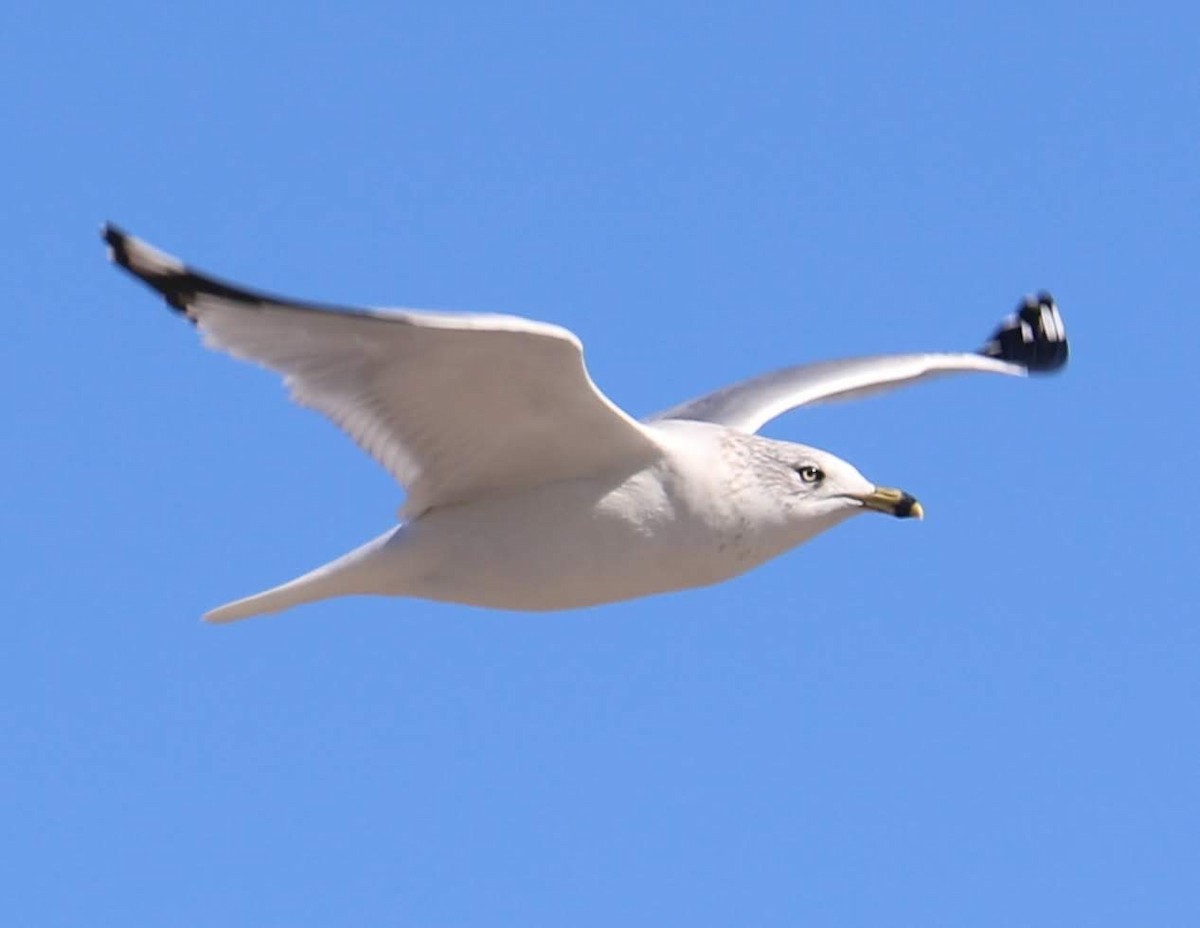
<box><xmin>5</xmin><ymin>2</ymin><xmax>1199</xmax><ymax>925</ymax></box>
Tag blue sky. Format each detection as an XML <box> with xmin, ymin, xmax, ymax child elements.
<box><xmin>5</xmin><ymin>2</ymin><xmax>1199</xmax><ymax>924</ymax></box>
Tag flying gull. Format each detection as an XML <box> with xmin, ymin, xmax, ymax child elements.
<box><xmin>103</xmin><ymin>225</ymin><xmax>1068</xmax><ymax>622</ymax></box>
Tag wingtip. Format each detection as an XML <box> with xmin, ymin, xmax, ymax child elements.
<box><xmin>100</xmin><ymin>224</ymin><xmax>199</xmax><ymax>316</ymax></box>
<box><xmin>102</xmin><ymin>222</ymin><xmax>130</xmax><ymax>265</ymax></box>
<box><xmin>980</xmin><ymin>291</ymin><xmax>1069</xmax><ymax>374</ymax></box>
<box><xmin>100</xmin><ymin>224</ymin><xmax>300</xmax><ymax>318</ymax></box>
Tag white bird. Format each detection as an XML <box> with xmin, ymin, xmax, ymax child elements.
<box><xmin>103</xmin><ymin>225</ymin><xmax>1068</xmax><ymax>623</ymax></box>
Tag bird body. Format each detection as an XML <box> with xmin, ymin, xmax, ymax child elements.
<box><xmin>103</xmin><ymin>225</ymin><xmax>1068</xmax><ymax>623</ymax></box>
<box><xmin>206</xmin><ymin>421</ymin><xmax>871</xmax><ymax>620</ymax></box>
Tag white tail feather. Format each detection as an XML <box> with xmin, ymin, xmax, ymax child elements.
<box><xmin>204</xmin><ymin>578</ymin><xmax>334</xmax><ymax>623</ymax></box>
<box><xmin>202</xmin><ymin>528</ymin><xmax>404</xmax><ymax>624</ymax></box>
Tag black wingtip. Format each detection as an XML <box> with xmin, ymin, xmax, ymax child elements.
<box><xmin>100</xmin><ymin>225</ymin><xmax>341</xmax><ymax>319</ymax></box>
<box><xmin>102</xmin><ymin>222</ymin><xmax>130</xmax><ymax>265</ymax></box>
<box><xmin>980</xmin><ymin>291</ymin><xmax>1069</xmax><ymax>373</ymax></box>
<box><xmin>100</xmin><ymin>223</ymin><xmax>198</xmax><ymax>314</ymax></box>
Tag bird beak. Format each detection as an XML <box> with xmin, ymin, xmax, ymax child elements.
<box><xmin>856</xmin><ymin>486</ymin><xmax>924</xmax><ymax>520</ymax></box>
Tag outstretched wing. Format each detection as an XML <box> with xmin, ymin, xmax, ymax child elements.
<box><xmin>649</xmin><ymin>294</ymin><xmax>1068</xmax><ymax>434</ymax></box>
<box><xmin>104</xmin><ymin>225</ymin><xmax>661</xmax><ymax>516</ymax></box>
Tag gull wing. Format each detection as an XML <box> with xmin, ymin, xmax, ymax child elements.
<box><xmin>649</xmin><ymin>295</ymin><xmax>1068</xmax><ymax>434</ymax></box>
<box><xmin>104</xmin><ymin>225</ymin><xmax>661</xmax><ymax>517</ymax></box>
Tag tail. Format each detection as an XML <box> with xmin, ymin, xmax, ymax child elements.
<box><xmin>203</xmin><ymin>528</ymin><xmax>403</xmax><ymax>624</ymax></box>
<box><xmin>203</xmin><ymin>576</ymin><xmax>336</xmax><ymax>624</ymax></box>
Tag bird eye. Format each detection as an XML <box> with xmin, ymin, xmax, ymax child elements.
<box><xmin>796</xmin><ymin>464</ymin><xmax>824</xmax><ymax>484</ymax></box>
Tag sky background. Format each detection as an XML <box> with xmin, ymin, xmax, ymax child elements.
<box><xmin>5</xmin><ymin>3</ymin><xmax>1199</xmax><ymax>925</ymax></box>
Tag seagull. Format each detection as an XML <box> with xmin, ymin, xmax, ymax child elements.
<box><xmin>103</xmin><ymin>225</ymin><xmax>1068</xmax><ymax>623</ymax></box>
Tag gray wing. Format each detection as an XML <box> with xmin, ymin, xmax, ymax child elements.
<box><xmin>649</xmin><ymin>294</ymin><xmax>1068</xmax><ymax>434</ymax></box>
<box><xmin>104</xmin><ymin>225</ymin><xmax>661</xmax><ymax>517</ymax></box>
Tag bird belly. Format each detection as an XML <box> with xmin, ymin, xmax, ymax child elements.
<box><xmin>391</xmin><ymin>469</ymin><xmax>749</xmax><ymax>611</ymax></box>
